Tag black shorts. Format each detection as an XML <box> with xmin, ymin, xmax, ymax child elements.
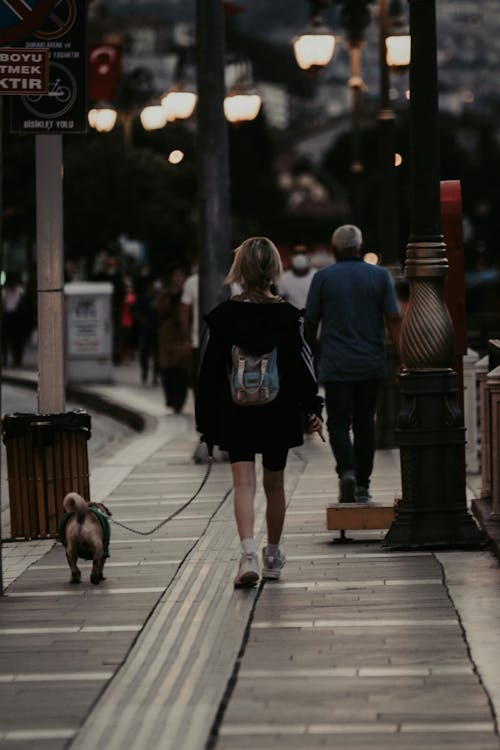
<box><xmin>228</xmin><ymin>447</ymin><xmax>288</xmax><ymax>472</ymax></box>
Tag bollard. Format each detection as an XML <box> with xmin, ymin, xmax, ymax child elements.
<box><xmin>2</xmin><ymin>410</ymin><xmax>91</xmax><ymax>540</ymax></box>
<box><xmin>463</xmin><ymin>348</ymin><xmax>480</xmax><ymax>474</ymax></box>
<box><xmin>487</xmin><ymin>366</ymin><xmax>500</xmax><ymax>518</ymax></box>
<box><xmin>477</xmin><ymin>355</ymin><xmax>491</xmax><ymax>499</ymax></box>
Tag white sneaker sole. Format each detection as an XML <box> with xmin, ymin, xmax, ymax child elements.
<box><xmin>262</xmin><ymin>558</ymin><xmax>285</xmax><ymax>580</ymax></box>
<box><xmin>262</xmin><ymin>569</ymin><xmax>282</xmax><ymax>580</ymax></box>
<box><xmin>234</xmin><ymin>570</ymin><xmax>259</xmax><ymax>588</ymax></box>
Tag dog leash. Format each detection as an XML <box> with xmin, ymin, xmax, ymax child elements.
<box><xmin>108</xmin><ymin>455</ymin><xmax>219</xmax><ymax>536</ymax></box>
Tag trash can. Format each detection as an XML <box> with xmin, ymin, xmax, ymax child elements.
<box><xmin>2</xmin><ymin>410</ymin><xmax>91</xmax><ymax>540</ymax></box>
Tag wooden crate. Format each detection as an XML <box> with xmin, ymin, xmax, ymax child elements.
<box><xmin>327</xmin><ymin>503</ymin><xmax>395</xmax><ymax>531</ymax></box>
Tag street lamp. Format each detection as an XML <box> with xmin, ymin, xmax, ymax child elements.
<box><xmin>374</xmin><ymin>0</ymin><xmax>410</xmax><ymax>449</ymax></box>
<box><xmin>383</xmin><ymin>0</ymin><xmax>483</xmax><ymax>549</ymax></box>
<box><xmin>161</xmin><ymin>88</ymin><xmax>198</xmax><ymax>120</ymax></box>
<box><xmin>385</xmin><ymin>0</ymin><xmax>411</xmax><ymax>68</ymax></box>
<box><xmin>339</xmin><ymin>0</ymin><xmax>375</xmax><ymax>223</ymax></box>
<box><xmin>88</xmin><ymin>104</ymin><xmax>117</xmax><ymax>132</ymax></box>
<box><xmin>139</xmin><ymin>104</ymin><xmax>170</xmax><ymax>131</ymax></box>
<box><xmin>293</xmin><ymin>0</ymin><xmax>336</xmax><ymax>72</ymax></box>
<box><xmin>88</xmin><ymin>101</ymin><xmax>170</xmax><ymax>144</ymax></box>
<box><xmin>223</xmin><ymin>58</ymin><xmax>262</xmax><ymax>123</ymax></box>
<box><xmin>224</xmin><ymin>91</ymin><xmax>261</xmax><ymax>123</ymax></box>
<box><xmin>377</xmin><ymin>0</ymin><xmax>410</xmax><ymax>268</ymax></box>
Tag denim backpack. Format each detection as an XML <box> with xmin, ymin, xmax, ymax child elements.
<box><xmin>229</xmin><ymin>345</ymin><xmax>279</xmax><ymax>406</ymax></box>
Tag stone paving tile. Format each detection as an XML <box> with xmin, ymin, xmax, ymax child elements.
<box><xmin>0</xmin><ymin>741</ymin><xmax>69</xmax><ymax>750</ymax></box>
<box><xmin>0</xmin><ymin>683</ymin><xmax>101</xmax><ymax>731</ymax></box>
<box><xmin>216</xmin><ymin>732</ymin><xmax>500</xmax><ymax>750</ymax></box>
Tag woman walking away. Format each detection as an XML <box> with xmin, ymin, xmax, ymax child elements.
<box><xmin>195</xmin><ymin>237</ymin><xmax>324</xmax><ymax>588</ymax></box>
<box><xmin>156</xmin><ymin>267</ymin><xmax>191</xmax><ymax>413</ymax></box>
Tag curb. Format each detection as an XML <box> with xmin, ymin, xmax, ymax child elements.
<box><xmin>2</xmin><ymin>371</ymin><xmax>148</xmax><ymax>434</ymax></box>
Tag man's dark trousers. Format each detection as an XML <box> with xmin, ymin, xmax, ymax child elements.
<box><xmin>324</xmin><ymin>379</ymin><xmax>380</xmax><ymax>488</ymax></box>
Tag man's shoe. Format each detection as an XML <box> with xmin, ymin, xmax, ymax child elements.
<box><xmin>234</xmin><ymin>552</ymin><xmax>260</xmax><ymax>588</ymax></box>
<box><xmin>339</xmin><ymin>471</ymin><xmax>356</xmax><ymax>503</ymax></box>
<box><xmin>262</xmin><ymin>546</ymin><xmax>286</xmax><ymax>580</ymax></box>
<box><xmin>356</xmin><ymin>486</ymin><xmax>374</xmax><ymax>504</ymax></box>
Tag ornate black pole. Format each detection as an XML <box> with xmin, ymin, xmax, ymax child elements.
<box><xmin>383</xmin><ymin>0</ymin><xmax>483</xmax><ymax>548</ymax></box>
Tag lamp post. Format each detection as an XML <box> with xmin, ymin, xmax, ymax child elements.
<box><xmin>293</xmin><ymin>0</ymin><xmax>336</xmax><ymax>73</ymax></box>
<box><xmin>339</xmin><ymin>0</ymin><xmax>374</xmax><ymax>224</ymax></box>
<box><xmin>377</xmin><ymin>0</ymin><xmax>398</xmax><ymax>266</ymax></box>
<box><xmin>224</xmin><ymin>59</ymin><xmax>262</xmax><ymax>124</ymax></box>
<box><xmin>375</xmin><ymin>0</ymin><xmax>410</xmax><ymax>449</ymax></box>
<box><xmin>383</xmin><ymin>0</ymin><xmax>483</xmax><ymax>549</ymax></box>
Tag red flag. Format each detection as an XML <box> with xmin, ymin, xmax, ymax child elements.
<box><xmin>88</xmin><ymin>44</ymin><xmax>123</xmax><ymax>102</ymax></box>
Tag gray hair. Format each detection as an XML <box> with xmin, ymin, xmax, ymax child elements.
<box><xmin>331</xmin><ymin>224</ymin><xmax>363</xmax><ymax>253</ymax></box>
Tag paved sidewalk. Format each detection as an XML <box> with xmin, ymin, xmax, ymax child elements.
<box><xmin>1</xmin><ymin>363</ymin><xmax>499</xmax><ymax>750</ymax></box>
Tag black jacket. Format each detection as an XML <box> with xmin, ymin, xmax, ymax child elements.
<box><xmin>195</xmin><ymin>299</ymin><xmax>322</xmax><ymax>453</ymax></box>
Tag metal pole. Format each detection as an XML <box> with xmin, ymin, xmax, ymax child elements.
<box><xmin>375</xmin><ymin>0</ymin><xmax>400</xmax><ymax>449</ymax></box>
<box><xmin>349</xmin><ymin>45</ymin><xmax>363</xmax><ymax>224</ymax></box>
<box><xmin>195</xmin><ymin>0</ymin><xmax>231</xmax><ymax>330</ymax></box>
<box><xmin>0</xmin><ymin>97</ymin><xmax>3</xmax><ymax>594</ymax></box>
<box><xmin>36</xmin><ymin>135</ymin><xmax>65</xmax><ymax>414</ymax></box>
<box><xmin>377</xmin><ymin>0</ymin><xmax>399</xmax><ymax>265</ymax></box>
<box><xmin>383</xmin><ymin>0</ymin><xmax>483</xmax><ymax>549</ymax></box>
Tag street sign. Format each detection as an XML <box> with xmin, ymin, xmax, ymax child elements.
<box><xmin>10</xmin><ymin>0</ymin><xmax>86</xmax><ymax>133</ymax></box>
<box><xmin>0</xmin><ymin>47</ymin><xmax>48</xmax><ymax>93</ymax></box>
<box><xmin>0</xmin><ymin>0</ymin><xmax>55</xmax><ymax>44</ymax></box>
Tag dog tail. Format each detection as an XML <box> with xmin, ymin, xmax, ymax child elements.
<box><xmin>63</xmin><ymin>492</ymin><xmax>88</xmax><ymax>524</ymax></box>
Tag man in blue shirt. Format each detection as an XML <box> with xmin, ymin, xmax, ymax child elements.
<box><xmin>305</xmin><ymin>225</ymin><xmax>402</xmax><ymax>503</ymax></box>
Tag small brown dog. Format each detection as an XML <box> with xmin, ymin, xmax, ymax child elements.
<box><xmin>60</xmin><ymin>492</ymin><xmax>112</xmax><ymax>585</ymax></box>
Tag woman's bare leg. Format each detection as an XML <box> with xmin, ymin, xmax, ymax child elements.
<box><xmin>263</xmin><ymin>468</ymin><xmax>286</xmax><ymax>544</ymax></box>
<box><xmin>231</xmin><ymin>461</ymin><xmax>256</xmax><ymax>541</ymax></box>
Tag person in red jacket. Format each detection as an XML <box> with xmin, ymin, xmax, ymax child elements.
<box><xmin>195</xmin><ymin>236</ymin><xmax>324</xmax><ymax>588</ymax></box>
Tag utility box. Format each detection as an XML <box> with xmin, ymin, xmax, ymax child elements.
<box><xmin>64</xmin><ymin>282</ymin><xmax>113</xmax><ymax>383</ymax></box>
<box><xmin>3</xmin><ymin>411</ymin><xmax>91</xmax><ymax>540</ymax></box>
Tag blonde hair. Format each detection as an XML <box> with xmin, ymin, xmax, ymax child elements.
<box><xmin>225</xmin><ymin>236</ymin><xmax>283</xmax><ymax>292</ymax></box>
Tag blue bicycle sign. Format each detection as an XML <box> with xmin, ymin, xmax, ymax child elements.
<box><xmin>0</xmin><ymin>0</ymin><xmax>54</xmax><ymax>44</ymax></box>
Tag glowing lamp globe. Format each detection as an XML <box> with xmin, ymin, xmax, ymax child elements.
<box><xmin>386</xmin><ymin>34</ymin><xmax>411</xmax><ymax>68</ymax></box>
<box><xmin>140</xmin><ymin>105</ymin><xmax>169</xmax><ymax>131</ymax></box>
<box><xmin>293</xmin><ymin>32</ymin><xmax>335</xmax><ymax>71</ymax></box>
<box><xmin>161</xmin><ymin>91</ymin><xmax>197</xmax><ymax>120</ymax></box>
<box><xmin>88</xmin><ymin>107</ymin><xmax>117</xmax><ymax>132</ymax></box>
<box><xmin>224</xmin><ymin>93</ymin><xmax>262</xmax><ymax>123</ymax></box>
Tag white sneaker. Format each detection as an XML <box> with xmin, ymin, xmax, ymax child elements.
<box><xmin>262</xmin><ymin>546</ymin><xmax>286</xmax><ymax>580</ymax></box>
<box><xmin>234</xmin><ymin>552</ymin><xmax>260</xmax><ymax>588</ymax></box>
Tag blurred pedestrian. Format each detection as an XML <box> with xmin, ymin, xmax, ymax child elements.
<box><xmin>156</xmin><ymin>267</ymin><xmax>191</xmax><ymax>413</ymax></box>
<box><xmin>277</xmin><ymin>244</ymin><xmax>316</xmax><ymax>311</ymax></box>
<box><xmin>120</xmin><ymin>278</ymin><xmax>137</xmax><ymax>363</ymax></box>
<box><xmin>305</xmin><ymin>224</ymin><xmax>402</xmax><ymax>504</ymax></box>
<box><xmin>179</xmin><ymin>261</ymin><xmax>200</xmax><ymax>389</ymax></box>
<box><xmin>135</xmin><ymin>275</ymin><xmax>160</xmax><ymax>385</ymax></box>
<box><xmin>195</xmin><ymin>236</ymin><xmax>323</xmax><ymax>588</ymax></box>
<box><xmin>93</xmin><ymin>252</ymin><xmax>126</xmax><ymax>365</ymax></box>
<box><xmin>2</xmin><ymin>271</ymin><xmax>26</xmax><ymax>367</ymax></box>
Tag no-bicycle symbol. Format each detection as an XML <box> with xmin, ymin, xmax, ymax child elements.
<box><xmin>0</xmin><ymin>0</ymin><xmax>54</xmax><ymax>44</ymax></box>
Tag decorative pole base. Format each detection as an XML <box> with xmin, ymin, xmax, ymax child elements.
<box><xmin>383</xmin><ymin>370</ymin><xmax>485</xmax><ymax>549</ymax></box>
